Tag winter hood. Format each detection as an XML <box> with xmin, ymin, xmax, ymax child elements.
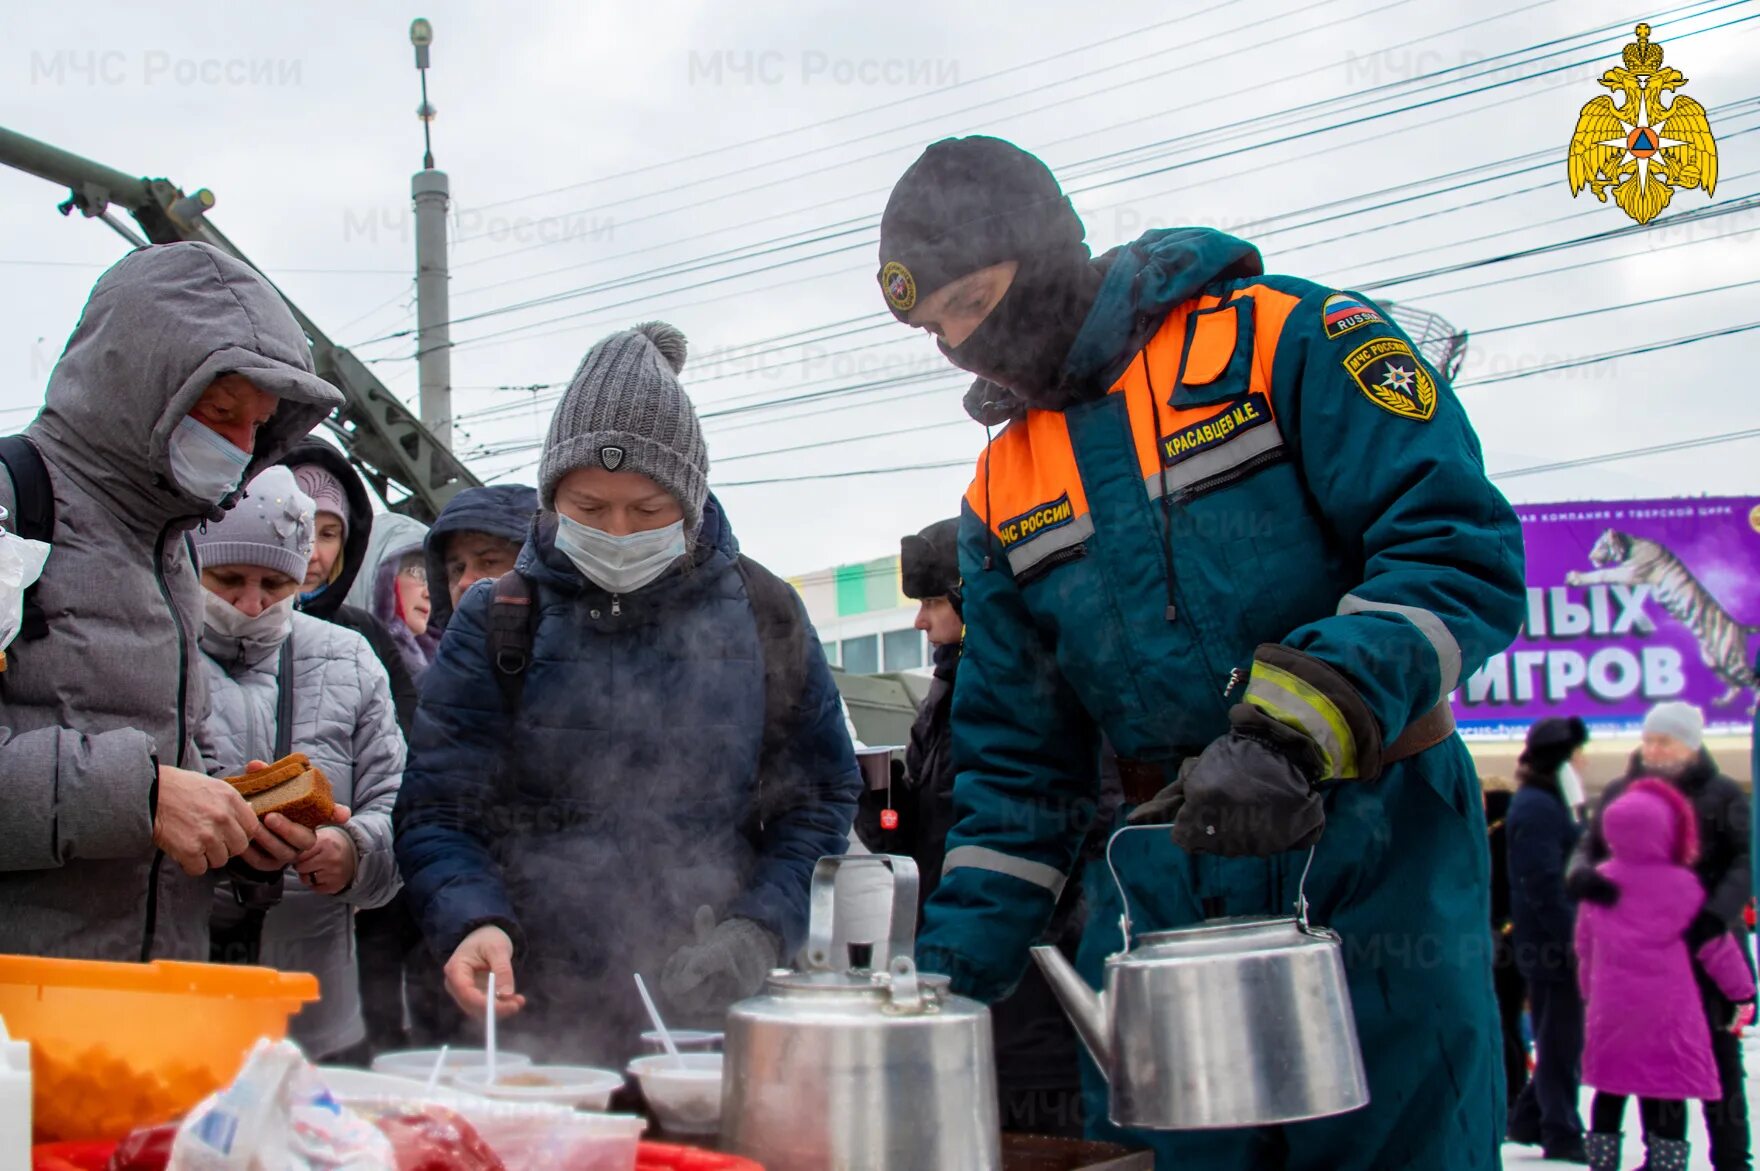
<box><xmin>423</xmin><ymin>484</ymin><xmax>539</xmax><ymax>631</ymax></box>
<box><xmin>344</xmin><ymin>512</ymin><xmax>429</xmax><ymax>613</ymax></box>
<box><xmin>1604</xmin><ymin>778</ymin><xmax>1701</xmax><ymax>867</ymax></box>
<box><xmin>279</xmin><ymin>439</ymin><xmax>375</xmax><ymax>620</ymax></box>
<box><xmin>30</xmin><ymin>241</ymin><xmax>343</xmax><ymax>533</ymax></box>
<box><xmin>963</xmin><ymin>227</ymin><xmax>1263</xmax><ymax>425</ymax></box>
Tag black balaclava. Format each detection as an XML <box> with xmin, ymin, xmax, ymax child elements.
<box><xmin>878</xmin><ymin>136</ymin><xmax>1098</xmax><ymax>408</ymax></box>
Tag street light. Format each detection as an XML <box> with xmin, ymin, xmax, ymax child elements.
<box><xmin>410</xmin><ymin>18</ymin><xmax>436</xmax><ymax>170</ymax></box>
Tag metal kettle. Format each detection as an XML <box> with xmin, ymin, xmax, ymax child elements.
<box><xmin>1033</xmin><ymin>827</ymin><xmax>1370</xmax><ymax>1131</ymax></box>
<box><xmin>722</xmin><ymin>854</ymin><xmax>1001</xmax><ymax>1171</ymax></box>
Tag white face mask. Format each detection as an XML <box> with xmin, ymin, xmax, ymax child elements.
<box><xmin>169</xmin><ymin>416</ymin><xmax>252</xmax><ymax>504</ymax></box>
<box><xmin>553</xmin><ymin>513</ymin><xmax>687</xmax><ymax>595</ymax></box>
<box><xmin>203</xmin><ymin>590</ymin><xmax>295</xmax><ymax>657</ymax></box>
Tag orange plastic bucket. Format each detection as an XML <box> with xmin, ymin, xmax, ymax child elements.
<box><xmin>0</xmin><ymin>955</ymin><xmax>318</xmax><ymax>1142</ymax></box>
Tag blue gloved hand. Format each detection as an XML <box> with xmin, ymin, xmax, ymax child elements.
<box><xmin>660</xmin><ymin>906</ymin><xmax>782</xmax><ymax>1016</ymax></box>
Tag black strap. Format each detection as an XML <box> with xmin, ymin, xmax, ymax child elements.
<box><xmin>274</xmin><ymin>630</ymin><xmax>296</xmax><ymax>759</ymax></box>
<box><xmin>485</xmin><ymin>570</ymin><xmax>538</xmax><ymax>714</ymax></box>
<box><xmin>229</xmin><ymin>631</ymin><xmax>298</xmax><ymax>963</ymax></box>
<box><xmin>0</xmin><ymin>435</ymin><xmax>54</xmax><ymax>642</ymax></box>
<box><xmin>479</xmin><ymin>557</ymin><xmax>811</xmax><ymax>790</ymax></box>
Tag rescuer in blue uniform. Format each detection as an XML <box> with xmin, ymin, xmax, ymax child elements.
<box><xmin>875</xmin><ymin>136</ymin><xmax>1527</xmax><ymax>1169</ymax></box>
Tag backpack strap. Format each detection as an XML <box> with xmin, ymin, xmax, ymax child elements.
<box><xmin>485</xmin><ymin>570</ymin><xmax>538</xmax><ymax>713</ymax></box>
<box><xmin>0</xmin><ymin>435</ymin><xmax>54</xmax><ymax>643</ymax></box>
<box><xmin>736</xmin><ymin>555</ymin><xmax>812</xmax><ymax>826</ymax></box>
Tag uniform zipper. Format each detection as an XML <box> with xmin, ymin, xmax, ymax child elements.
<box><xmin>1172</xmin><ymin>448</ymin><xmax>1287</xmax><ymax>504</ymax></box>
<box><xmin>611</xmin><ymin>594</ymin><xmax>622</xmax><ymax>617</ymax></box>
<box><xmin>1013</xmin><ymin>544</ymin><xmax>1087</xmax><ymax>589</ymax></box>
<box><xmin>141</xmin><ymin>523</ymin><xmax>189</xmax><ymax>963</ymax></box>
<box><xmin>1224</xmin><ymin>667</ymin><xmax>1246</xmax><ymax>700</ymax></box>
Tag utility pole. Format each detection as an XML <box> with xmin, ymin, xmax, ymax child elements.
<box><xmin>410</xmin><ymin>18</ymin><xmax>453</xmax><ymax>452</ymax></box>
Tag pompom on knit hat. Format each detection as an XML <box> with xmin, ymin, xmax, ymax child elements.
<box><xmin>537</xmin><ymin>321</ymin><xmax>709</xmax><ymax>535</ymax></box>
<box><xmin>192</xmin><ymin>465</ymin><xmax>315</xmax><ymax>582</ymax></box>
<box><xmin>291</xmin><ymin>462</ymin><xmax>349</xmax><ymax>535</ymax></box>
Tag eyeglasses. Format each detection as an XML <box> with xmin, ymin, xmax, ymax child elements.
<box><xmin>398</xmin><ymin>564</ymin><xmax>428</xmax><ymax>584</ymax></box>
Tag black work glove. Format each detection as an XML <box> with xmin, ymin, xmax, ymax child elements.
<box><xmin>1565</xmin><ymin>867</ymin><xmax>1620</xmax><ymax>908</ymax></box>
<box><xmin>1127</xmin><ymin>704</ymin><xmax>1326</xmax><ymax>857</ymax></box>
<box><xmin>1687</xmin><ymin>909</ymin><xmax>1728</xmax><ymax>950</ymax></box>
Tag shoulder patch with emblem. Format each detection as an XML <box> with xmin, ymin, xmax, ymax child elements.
<box><xmin>1321</xmin><ymin>293</ymin><xmax>1384</xmax><ymax>340</ymax></box>
<box><xmin>1342</xmin><ymin>337</ymin><xmax>1436</xmax><ymax>422</ymax></box>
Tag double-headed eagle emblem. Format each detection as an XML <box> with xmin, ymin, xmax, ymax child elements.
<box><xmin>1567</xmin><ymin>24</ymin><xmax>1718</xmax><ymax>225</ymax></box>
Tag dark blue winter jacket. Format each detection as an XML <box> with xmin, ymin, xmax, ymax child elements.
<box><xmin>423</xmin><ymin>485</ymin><xmax>539</xmax><ymax>633</ymax></box>
<box><xmin>394</xmin><ymin>495</ymin><xmax>859</xmax><ymax>1060</ymax></box>
<box><xmin>1508</xmin><ymin>775</ymin><xmax>1581</xmax><ymax>982</ymax></box>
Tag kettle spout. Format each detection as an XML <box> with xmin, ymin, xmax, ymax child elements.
<box><xmin>1030</xmin><ymin>945</ymin><xmax>1111</xmax><ymax>1077</ymax></box>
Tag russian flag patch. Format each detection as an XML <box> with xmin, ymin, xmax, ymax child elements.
<box><xmin>1321</xmin><ymin>293</ymin><xmax>1384</xmax><ymax>340</ymax></box>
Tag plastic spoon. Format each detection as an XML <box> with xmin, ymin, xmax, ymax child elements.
<box><xmin>423</xmin><ymin>1044</ymin><xmax>450</xmax><ymax>1093</ymax></box>
<box><xmin>485</xmin><ymin>971</ymin><xmax>498</xmax><ymax>1085</ymax></box>
<box><xmin>634</xmin><ymin>972</ymin><xmax>684</xmax><ymax>1068</ymax></box>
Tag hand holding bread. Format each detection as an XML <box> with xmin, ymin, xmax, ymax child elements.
<box><xmin>226</xmin><ymin>756</ymin><xmax>352</xmax><ymax>878</ymax></box>
<box><xmin>154</xmin><ymin>764</ymin><xmax>259</xmax><ymax>876</ymax></box>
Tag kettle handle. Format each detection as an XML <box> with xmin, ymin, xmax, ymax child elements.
<box><xmin>803</xmin><ymin>854</ymin><xmax>921</xmax><ymax>972</ymax></box>
<box><xmin>1105</xmin><ymin>826</ymin><xmax>1319</xmax><ymax>945</ymax></box>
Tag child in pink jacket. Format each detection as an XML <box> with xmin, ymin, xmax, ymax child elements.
<box><xmin>1577</xmin><ymin>778</ymin><xmax>1757</xmax><ymax>1171</ymax></box>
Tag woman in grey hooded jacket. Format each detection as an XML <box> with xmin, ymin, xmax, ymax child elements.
<box><xmin>195</xmin><ymin>466</ymin><xmax>405</xmax><ymax>1060</ymax></box>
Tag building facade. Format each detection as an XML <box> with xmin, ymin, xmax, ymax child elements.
<box><xmin>788</xmin><ymin>554</ymin><xmax>928</xmax><ymax>676</ymax></box>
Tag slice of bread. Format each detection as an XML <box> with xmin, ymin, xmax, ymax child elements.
<box><xmin>245</xmin><ymin>767</ymin><xmax>336</xmax><ymax>829</ymax></box>
<box><xmin>225</xmin><ymin>753</ymin><xmax>312</xmax><ymax>798</ymax></box>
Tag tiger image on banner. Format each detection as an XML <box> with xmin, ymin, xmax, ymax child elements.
<box><xmin>1566</xmin><ymin>529</ymin><xmax>1760</xmax><ymax>707</ymax></box>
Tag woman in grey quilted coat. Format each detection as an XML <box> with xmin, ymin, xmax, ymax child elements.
<box><xmin>194</xmin><ymin>465</ymin><xmax>406</xmax><ymax>1061</ymax></box>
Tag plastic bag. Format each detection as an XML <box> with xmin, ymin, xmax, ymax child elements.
<box><xmin>167</xmin><ymin>1041</ymin><xmax>392</xmax><ymax>1171</ymax></box>
<box><xmin>0</xmin><ymin>519</ymin><xmax>49</xmax><ymax>656</ymax></box>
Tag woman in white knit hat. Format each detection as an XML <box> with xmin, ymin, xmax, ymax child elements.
<box><xmin>395</xmin><ymin>321</ymin><xmax>860</xmax><ymax>1065</ymax></box>
<box><xmin>195</xmin><ymin>464</ymin><xmax>407</xmax><ymax>1063</ymax></box>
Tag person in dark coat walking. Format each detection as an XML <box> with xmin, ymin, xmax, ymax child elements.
<box><xmin>1507</xmin><ymin>715</ymin><xmax>1591</xmax><ymax>1163</ymax></box>
<box><xmin>1570</xmin><ymin>701</ymin><xmax>1755</xmax><ymax>1171</ymax></box>
<box><xmin>282</xmin><ymin>443</ymin><xmax>418</xmax><ymax>734</ymax></box>
<box><xmin>1484</xmin><ymin>773</ymin><xmax>1530</xmax><ymax>1110</ymax></box>
<box><xmin>395</xmin><ymin>322</ymin><xmax>860</xmax><ymax>1065</ymax></box>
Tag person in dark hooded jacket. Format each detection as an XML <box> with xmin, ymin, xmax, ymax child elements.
<box><xmin>874</xmin><ymin>136</ymin><xmax>1526</xmax><ymax>1168</ymax></box>
<box><xmin>424</xmin><ymin>486</ymin><xmax>537</xmax><ymax>636</ymax></box>
<box><xmin>396</xmin><ymin>321</ymin><xmax>859</xmax><ymax>1066</ymax></box>
<box><xmin>282</xmin><ymin>442</ymin><xmax>417</xmax><ymax>734</ymax></box>
<box><xmin>1506</xmin><ymin>715</ymin><xmax>1590</xmax><ymax>1162</ymax></box>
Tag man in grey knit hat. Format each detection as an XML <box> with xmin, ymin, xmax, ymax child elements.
<box><xmin>397</xmin><ymin>321</ymin><xmax>859</xmax><ymax>1059</ymax></box>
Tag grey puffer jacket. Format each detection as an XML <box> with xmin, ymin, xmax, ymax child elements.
<box><xmin>0</xmin><ymin>242</ymin><xmax>342</xmax><ymax>962</ymax></box>
<box><xmin>202</xmin><ymin>611</ymin><xmax>404</xmax><ymax>1058</ymax></box>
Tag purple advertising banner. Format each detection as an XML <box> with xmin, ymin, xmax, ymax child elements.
<box><xmin>1452</xmin><ymin>496</ymin><xmax>1760</xmax><ymax>738</ymax></box>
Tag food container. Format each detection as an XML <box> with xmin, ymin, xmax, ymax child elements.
<box><xmin>454</xmin><ymin>1065</ymin><xmax>625</xmax><ymax>1110</ymax></box>
<box><xmin>627</xmin><ymin>1054</ymin><xmax>723</xmax><ymax>1136</ymax></box>
<box><xmin>0</xmin><ymin>955</ymin><xmax>317</xmax><ymax>1142</ymax></box>
<box><xmin>371</xmin><ymin>1047</ymin><xmax>533</xmax><ymax>1085</ymax></box>
<box><xmin>350</xmin><ymin>1097</ymin><xmax>645</xmax><ymax>1171</ymax></box>
<box><xmin>638</xmin><ymin>1030</ymin><xmax>723</xmax><ymax>1054</ymax></box>
<box><xmin>317</xmin><ymin>1066</ymin><xmax>486</xmax><ymax>1106</ymax></box>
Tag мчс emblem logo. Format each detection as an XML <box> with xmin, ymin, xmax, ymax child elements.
<box><xmin>1567</xmin><ymin>23</ymin><xmax>1717</xmax><ymax>225</ymax></box>
<box><xmin>881</xmin><ymin>261</ymin><xmax>917</xmax><ymax>312</ymax></box>
<box><xmin>1342</xmin><ymin>337</ymin><xmax>1436</xmax><ymax>422</ymax></box>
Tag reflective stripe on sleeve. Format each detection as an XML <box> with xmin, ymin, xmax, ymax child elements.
<box><xmin>1337</xmin><ymin>593</ymin><xmax>1464</xmax><ymax>704</ymax></box>
<box><xmin>1244</xmin><ymin>661</ymin><xmax>1358</xmax><ymax>780</ymax></box>
<box><xmin>1004</xmin><ymin>513</ymin><xmax>1095</xmax><ymax>578</ymax></box>
<box><xmin>942</xmin><ymin>845</ymin><xmax>1068</xmax><ymax>898</ymax></box>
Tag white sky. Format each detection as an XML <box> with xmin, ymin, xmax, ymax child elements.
<box><xmin>1</xmin><ymin>0</ymin><xmax>1756</xmax><ymax>576</ymax></box>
